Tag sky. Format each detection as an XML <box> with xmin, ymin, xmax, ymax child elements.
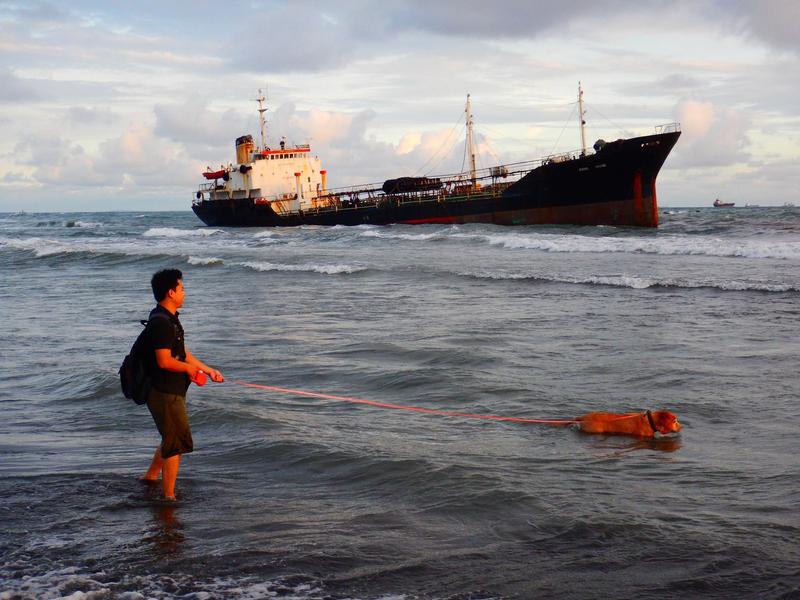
<box><xmin>1</xmin><ymin>0</ymin><xmax>799</xmax><ymax>211</ymax></box>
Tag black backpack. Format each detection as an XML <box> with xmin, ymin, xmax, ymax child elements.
<box><xmin>119</xmin><ymin>313</ymin><xmax>170</xmax><ymax>405</ymax></box>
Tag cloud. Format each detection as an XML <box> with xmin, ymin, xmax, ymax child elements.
<box><xmin>720</xmin><ymin>0</ymin><xmax>800</xmax><ymax>52</ymax></box>
<box><xmin>14</xmin><ymin>136</ymin><xmax>115</xmax><ymax>186</ymax></box>
<box><xmin>262</xmin><ymin>102</ymin><xmax>498</xmax><ymax>186</ymax></box>
<box><xmin>0</xmin><ymin>0</ymin><xmax>71</xmax><ymax>27</ymax></box>
<box><xmin>676</xmin><ymin>100</ymin><xmax>715</xmax><ymax>139</ymax></box>
<box><xmin>1</xmin><ymin>171</ymin><xmax>35</xmax><ymax>185</ymax></box>
<box><xmin>0</xmin><ymin>69</ymin><xmax>40</xmax><ymax>102</ymax></box>
<box><xmin>97</xmin><ymin>124</ymin><xmax>200</xmax><ymax>186</ymax></box>
<box><xmin>380</xmin><ymin>0</ymin><xmax>671</xmax><ymax>38</ymax></box>
<box><xmin>67</xmin><ymin>106</ymin><xmax>116</xmax><ymax>125</ymax></box>
<box><xmin>154</xmin><ymin>99</ymin><xmax>248</xmax><ymax>149</ymax></box>
<box><xmin>223</xmin><ymin>4</ymin><xmax>362</xmax><ymax>73</ymax></box>
<box><xmin>671</xmin><ymin>99</ymin><xmax>750</xmax><ymax>168</ymax></box>
<box><xmin>11</xmin><ymin>123</ymin><xmax>198</xmax><ymax>189</ymax></box>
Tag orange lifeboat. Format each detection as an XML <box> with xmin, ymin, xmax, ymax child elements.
<box><xmin>203</xmin><ymin>169</ymin><xmax>227</xmax><ymax>180</ymax></box>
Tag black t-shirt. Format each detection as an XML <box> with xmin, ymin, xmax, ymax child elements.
<box><xmin>147</xmin><ymin>305</ymin><xmax>189</xmax><ymax>395</ymax></box>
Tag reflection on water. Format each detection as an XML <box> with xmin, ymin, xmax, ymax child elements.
<box><xmin>147</xmin><ymin>503</ymin><xmax>184</xmax><ymax>555</ymax></box>
<box><xmin>589</xmin><ymin>435</ymin><xmax>682</xmax><ymax>457</ymax></box>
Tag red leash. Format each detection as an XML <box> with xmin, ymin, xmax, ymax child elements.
<box><xmin>232</xmin><ymin>380</ymin><xmax>579</xmax><ymax>425</ymax></box>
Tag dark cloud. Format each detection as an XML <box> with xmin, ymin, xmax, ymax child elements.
<box><xmin>380</xmin><ymin>0</ymin><xmax>670</xmax><ymax>38</ymax></box>
<box><xmin>222</xmin><ymin>4</ymin><xmax>361</xmax><ymax>73</ymax></box>
<box><xmin>220</xmin><ymin>1</ymin><xmax>675</xmax><ymax>74</ymax></box>
<box><xmin>0</xmin><ymin>0</ymin><xmax>71</xmax><ymax>26</ymax></box>
<box><xmin>718</xmin><ymin>0</ymin><xmax>800</xmax><ymax>52</ymax></box>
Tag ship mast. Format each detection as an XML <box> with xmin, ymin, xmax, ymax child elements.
<box><xmin>465</xmin><ymin>94</ymin><xmax>477</xmax><ymax>187</ymax></box>
<box><xmin>578</xmin><ymin>82</ymin><xmax>587</xmax><ymax>156</ymax></box>
<box><xmin>254</xmin><ymin>89</ymin><xmax>268</xmax><ymax>151</ymax></box>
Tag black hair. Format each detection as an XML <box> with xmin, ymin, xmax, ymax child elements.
<box><xmin>151</xmin><ymin>268</ymin><xmax>183</xmax><ymax>302</ymax></box>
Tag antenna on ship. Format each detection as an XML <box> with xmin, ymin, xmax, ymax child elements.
<box><xmin>465</xmin><ymin>94</ymin><xmax>477</xmax><ymax>188</ymax></box>
<box><xmin>578</xmin><ymin>82</ymin><xmax>587</xmax><ymax>156</ymax></box>
<box><xmin>254</xmin><ymin>88</ymin><xmax>268</xmax><ymax>151</ymax></box>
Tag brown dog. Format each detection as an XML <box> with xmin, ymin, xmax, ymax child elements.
<box><xmin>577</xmin><ymin>410</ymin><xmax>681</xmax><ymax>438</ymax></box>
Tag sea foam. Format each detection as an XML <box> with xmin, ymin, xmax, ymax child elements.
<box><xmin>459</xmin><ymin>269</ymin><xmax>799</xmax><ymax>292</ymax></box>
<box><xmin>239</xmin><ymin>261</ymin><xmax>365</xmax><ymax>275</ymax></box>
<box><xmin>460</xmin><ymin>231</ymin><xmax>800</xmax><ymax>260</ymax></box>
<box><xmin>143</xmin><ymin>227</ymin><xmax>223</xmax><ymax>238</ymax></box>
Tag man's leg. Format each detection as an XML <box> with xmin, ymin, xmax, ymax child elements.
<box><xmin>141</xmin><ymin>445</ymin><xmax>163</xmax><ymax>481</ymax></box>
<box><xmin>161</xmin><ymin>453</ymin><xmax>181</xmax><ymax>499</ymax></box>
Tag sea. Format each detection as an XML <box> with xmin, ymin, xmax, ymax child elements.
<box><xmin>1</xmin><ymin>207</ymin><xmax>798</xmax><ymax>600</ymax></box>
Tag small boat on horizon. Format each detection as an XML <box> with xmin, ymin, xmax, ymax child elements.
<box><xmin>713</xmin><ymin>198</ymin><xmax>735</xmax><ymax>208</ymax></box>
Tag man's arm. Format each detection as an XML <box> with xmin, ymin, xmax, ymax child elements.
<box><xmin>185</xmin><ymin>347</ymin><xmax>224</xmax><ymax>382</ymax></box>
<box><xmin>155</xmin><ymin>348</ymin><xmax>201</xmax><ymax>379</ymax></box>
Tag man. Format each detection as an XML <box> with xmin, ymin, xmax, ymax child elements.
<box><xmin>140</xmin><ymin>268</ymin><xmax>223</xmax><ymax>500</ymax></box>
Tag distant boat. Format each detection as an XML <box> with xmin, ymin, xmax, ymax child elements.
<box><xmin>745</xmin><ymin>204</ymin><xmax>760</xmax><ymax>208</ymax></box>
<box><xmin>713</xmin><ymin>198</ymin><xmax>735</xmax><ymax>208</ymax></box>
<box><xmin>783</xmin><ymin>202</ymin><xmax>796</xmax><ymax>208</ymax></box>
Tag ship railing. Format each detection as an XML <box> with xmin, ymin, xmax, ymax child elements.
<box><xmin>193</xmin><ymin>147</ymin><xmax>595</xmax><ymax>213</ymax></box>
<box><xmin>305</xmin><ymin>154</ymin><xmax>587</xmax><ymax>214</ymax></box>
<box><xmin>655</xmin><ymin>122</ymin><xmax>681</xmax><ymax>134</ymax></box>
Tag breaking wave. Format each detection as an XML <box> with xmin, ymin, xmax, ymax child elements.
<box><xmin>239</xmin><ymin>261</ymin><xmax>366</xmax><ymax>275</ymax></box>
<box><xmin>66</xmin><ymin>220</ymin><xmax>102</xmax><ymax>229</ymax></box>
<box><xmin>459</xmin><ymin>269</ymin><xmax>799</xmax><ymax>292</ymax></box>
<box><xmin>142</xmin><ymin>227</ymin><xmax>223</xmax><ymax>237</ymax></box>
<box><xmin>359</xmin><ymin>228</ymin><xmax>453</xmax><ymax>242</ymax></box>
<box><xmin>1</xmin><ymin>237</ymin><xmax>221</xmax><ymax>265</ymax></box>
<box><xmin>458</xmin><ymin>232</ymin><xmax>800</xmax><ymax>260</ymax></box>
<box><xmin>188</xmin><ymin>256</ymin><xmax>224</xmax><ymax>265</ymax></box>
<box><xmin>1</xmin><ymin>237</ymin><xmax>95</xmax><ymax>258</ymax></box>
<box><xmin>0</xmin><ymin>566</ymin><xmax>331</xmax><ymax>600</ymax></box>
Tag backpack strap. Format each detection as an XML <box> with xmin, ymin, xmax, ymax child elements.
<box><xmin>140</xmin><ymin>312</ymin><xmax>171</xmax><ymax>327</ymax></box>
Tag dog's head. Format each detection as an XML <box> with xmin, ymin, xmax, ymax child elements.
<box><xmin>652</xmin><ymin>411</ymin><xmax>681</xmax><ymax>434</ymax></box>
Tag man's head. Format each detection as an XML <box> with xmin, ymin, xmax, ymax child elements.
<box><xmin>151</xmin><ymin>269</ymin><xmax>185</xmax><ymax>307</ymax></box>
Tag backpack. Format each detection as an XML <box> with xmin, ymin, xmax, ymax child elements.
<box><xmin>119</xmin><ymin>313</ymin><xmax>171</xmax><ymax>405</ymax></box>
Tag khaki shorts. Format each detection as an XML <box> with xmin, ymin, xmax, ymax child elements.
<box><xmin>147</xmin><ymin>389</ymin><xmax>193</xmax><ymax>458</ymax></box>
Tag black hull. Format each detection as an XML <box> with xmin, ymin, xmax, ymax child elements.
<box><xmin>192</xmin><ymin>131</ymin><xmax>679</xmax><ymax>228</ymax></box>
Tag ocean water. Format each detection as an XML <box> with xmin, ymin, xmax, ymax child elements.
<box><xmin>1</xmin><ymin>207</ymin><xmax>798</xmax><ymax>600</ymax></box>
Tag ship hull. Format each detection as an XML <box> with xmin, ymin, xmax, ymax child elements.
<box><xmin>192</xmin><ymin>131</ymin><xmax>680</xmax><ymax>228</ymax></box>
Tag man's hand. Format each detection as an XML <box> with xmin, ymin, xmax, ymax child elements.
<box><xmin>208</xmin><ymin>369</ymin><xmax>224</xmax><ymax>383</ymax></box>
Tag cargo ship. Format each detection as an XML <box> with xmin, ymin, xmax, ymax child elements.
<box><xmin>192</xmin><ymin>87</ymin><xmax>680</xmax><ymax>228</ymax></box>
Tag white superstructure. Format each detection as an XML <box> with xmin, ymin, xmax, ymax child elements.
<box><xmin>196</xmin><ymin>94</ymin><xmax>328</xmax><ymax>215</ymax></box>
